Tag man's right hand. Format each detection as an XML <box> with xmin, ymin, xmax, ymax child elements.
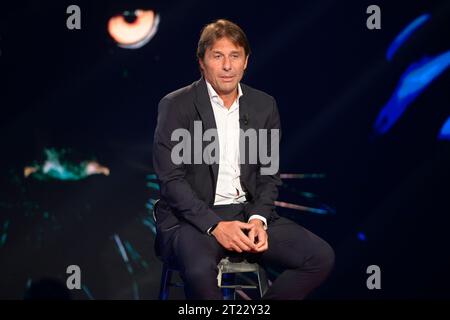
<box><xmin>211</xmin><ymin>221</ymin><xmax>257</xmax><ymax>253</ymax></box>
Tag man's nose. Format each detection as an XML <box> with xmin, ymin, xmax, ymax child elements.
<box><xmin>222</xmin><ymin>57</ymin><xmax>231</xmax><ymax>71</ymax></box>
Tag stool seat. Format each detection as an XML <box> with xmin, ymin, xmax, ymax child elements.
<box><xmin>217</xmin><ymin>257</ymin><xmax>260</xmax><ymax>273</ymax></box>
<box><xmin>217</xmin><ymin>257</ymin><xmax>269</xmax><ymax>299</ymax></box>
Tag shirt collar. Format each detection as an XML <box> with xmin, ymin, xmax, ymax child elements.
<box><xmin>205</xmin><ymin>80</ymin><xmax>243</xmax><ymax>108</ymax></box>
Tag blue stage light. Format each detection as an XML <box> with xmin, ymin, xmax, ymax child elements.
<box><xmin>386</xmin><ymin>13</ymin><xmax>430</xmax><ymax>61</ymax></box>
<box><xmin>373</xmin><ymin>50</ymin><xmax>450</xmax><ymax>136</ymax></box>
<box><xmin>438</xmin><ymin>116</ymin><xmax>450</xmax><ymax>141</ymax></box>
<box><xmin>357</xmin><ymin>232</ymin><xmax>367</xmax><ymax>241</ymax></box>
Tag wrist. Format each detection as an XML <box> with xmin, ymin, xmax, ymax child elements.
<box><xmin>248</xmin><ymin>215</ymin><xmax>268</xmax><ymax>230</ymax></box>
<box><xmin>207</xmin><ymin>223</ymin><xmax>219</xmax><ymax>236</ymax></box>
<box><xmin>249</xmin><ymin>219</ymin><xmax>264</xmax><ymax>227</ymax></box>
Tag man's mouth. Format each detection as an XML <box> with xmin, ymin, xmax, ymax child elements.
<box><xmin>219</xmin><ymin>75</ymin><xmax>235</xmax><ymax>82</ymax></box>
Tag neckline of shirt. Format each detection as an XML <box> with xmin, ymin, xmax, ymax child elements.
<box><xmin>205</xmin><ymin>80</ymin><xmax>243</xmax><ymax>113</ymax></box>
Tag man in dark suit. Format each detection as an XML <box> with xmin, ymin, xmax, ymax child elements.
<box><xmin>153</xmin><ymin>19</ymin><xmax>334</xmax><ymax>299</ymax></box>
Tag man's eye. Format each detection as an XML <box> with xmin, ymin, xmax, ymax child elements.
<box><xmin>214</xmin><ymin>55</ymin><xmax>221</xmax><ymax>59</ymax></box>
<box><xmin>107</xmin><ymin>9</ymin><xmax>160</xmax><ymax>49</ymax></box>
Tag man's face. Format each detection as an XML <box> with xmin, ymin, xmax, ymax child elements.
<box><xmin>199</xmin><ymin>37</ymin><xmax>248</xmax><ymax>96</ymax></box>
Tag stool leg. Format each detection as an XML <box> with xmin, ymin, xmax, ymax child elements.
<box><xmin>159</xmin><ymin>264</ymin><xmax>172</xmax><ymax>300</ymax></box>
<box><xmin>221</xmin><ymin>273</ymin><xmax>235</xmax><ymax>300</ymax></box>
<box><xmin>257</xmin><ymin>266</ymin><xmax>270</xmax><ymax>298</ymax></box>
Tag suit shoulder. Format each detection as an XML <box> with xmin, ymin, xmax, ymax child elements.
<box><xmin>241</xmin><ymin>83</ymin><xmax>275</xmax><ymax>103</ymax></box>
<box><xmin>241</xmin><ymin>83</ymin><xmax>276</xmax><ymax>113</ymax></box>
<box><xmin>159</xmin><ymin>81</ymin><xmax>196</xmax><ymax>109</ymax></box>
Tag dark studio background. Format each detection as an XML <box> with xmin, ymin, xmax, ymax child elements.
<box><xmin>0</xmin><ymin>0</ymin><xmax>449</xmax><ymax>299</ymax></box>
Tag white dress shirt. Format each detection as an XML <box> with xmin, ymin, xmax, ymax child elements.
<box><xmin>205</xmin><ymin>80</ymin><xmax>267</xmax><ymax>231</ymax></box>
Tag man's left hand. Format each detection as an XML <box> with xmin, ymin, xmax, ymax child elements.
<box><xmin>247</xmin><ymin>219</ymin><xmax>269</xmax><ymax>253</ymax></box>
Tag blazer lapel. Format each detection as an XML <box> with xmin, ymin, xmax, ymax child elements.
<box><xmin>238</xmin><ymin>86</ymin><xmax>252</xmax><ymax>190</ymax></box>
<box><xmin>193</xmin><ymin>78</ymin><xmax>219</xmax><ymax>194</ymax></box>
<box><xmin>194</xmin><ymin>77</ymin><xmax>217</xmax><ymax>132</ymax></box>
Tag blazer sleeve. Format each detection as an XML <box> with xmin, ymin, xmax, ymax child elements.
<box><xmin>153</xmin><ymin>96</ymin><xmax>222</xmax><ymax>233</ymax></box>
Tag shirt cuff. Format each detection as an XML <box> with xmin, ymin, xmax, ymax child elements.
<box><xmin>248</xmin><ymin>215</ymin><xmax>268</xmax><ymax>230</ymax></box>
<box><xmin>206</xmin><ymin>223</ymin><xmax>219</xmax><ymax>236</ymax></box>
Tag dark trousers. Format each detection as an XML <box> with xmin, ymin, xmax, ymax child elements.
<box><xmin>173</xmin><ymin>203</ymin><xmax>335</xmax><ymax>300</ymax></box>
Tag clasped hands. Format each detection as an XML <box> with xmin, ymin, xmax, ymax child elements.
<box><xmin>211</xmin><ymin>219</ymin><xmax>268</xmax><ymax>253</ymax></box>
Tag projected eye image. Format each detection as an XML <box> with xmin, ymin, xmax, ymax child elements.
<box><xmin>1</xmin><ymin>0</ymin><xmax>450</xmax><ymax>305</ymax></box>
<box><xmin>107</xmin><ymin>9</ymin><xmax>160</xmax><ymax>49</ymax></box>
<box><xmin>24</xmin><ymin>148</ymin><xmax>110</xmax><ymax>181</ymax></box>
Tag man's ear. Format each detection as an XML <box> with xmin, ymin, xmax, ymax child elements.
<box><xmin>198</xmin><ymin>58</ymin><xmax>205</xmax><ymax>73</ymax></box>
